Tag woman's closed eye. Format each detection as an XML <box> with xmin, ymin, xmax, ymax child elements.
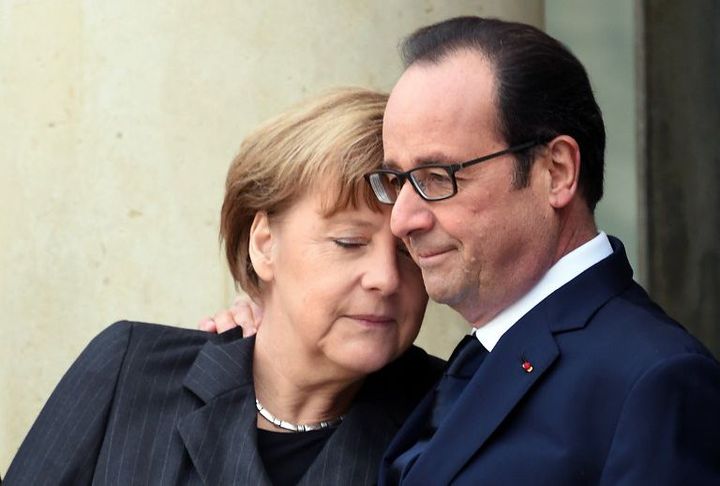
<box><xmin>332</xmin><ymin>238</ymin><xmax>413</xmax><ymax>261</ymax></box>
<box><xmin>333</xmin><ymin>238</ymin><xmax>367</xmax><ymax>249</ymax></box>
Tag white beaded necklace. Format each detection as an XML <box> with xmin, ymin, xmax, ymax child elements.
<box><xmin>255</xmin><ymin>399</ymin><xmax>345</xmax><ymax>433</ymax></box>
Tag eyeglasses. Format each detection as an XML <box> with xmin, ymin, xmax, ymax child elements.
<box><xmin>364</xmin><ymin>141</ymin><xmax>541</xmax><ymax>204</ymax></box>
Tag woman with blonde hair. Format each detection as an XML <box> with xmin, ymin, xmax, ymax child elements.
<box><xmin>6</xmin><ymin>88</ymin><xmax>442</xmax><ymax>485</ymax></box>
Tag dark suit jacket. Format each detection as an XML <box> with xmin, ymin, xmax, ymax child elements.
<box><xmin>381</xmin><ymin>237</ymin><xmax>720</xmax><ymax>485</ymax></box>
<box><xmin>6</xmin><ymin>322</ymin><xmax>443</xmax><ymax>485</ymax></box>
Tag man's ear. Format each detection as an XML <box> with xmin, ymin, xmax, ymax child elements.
<box><xmin>546</xmin><ymin>135</ymin><xmax>581</xmax><ymax>209</ymax></box>
<box><xmin>248</xmin><ymin>211</ymin><xmax>274</xmax><ymax>283</ymax></box>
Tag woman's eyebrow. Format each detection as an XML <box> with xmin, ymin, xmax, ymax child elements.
<box><xmin>325</xmin><ymin>217</ymin><xmax>376</xmax><ymax>230</ymax></box>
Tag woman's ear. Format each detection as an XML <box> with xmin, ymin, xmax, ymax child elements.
<box><xmin>248</xmin><ymin>211</ymin><xmax>274</xmax><ymax>282</ymax></box>
<box><xmin>546</xmin><ymin>135</ymin><xmax>581</xmax><ymax>209</ymax></box>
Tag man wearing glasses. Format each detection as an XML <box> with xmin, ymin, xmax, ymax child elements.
<box><xmin>367</xmin><ymin>17</ymin><xmax>720</xmax><ymax>485</ymax></box>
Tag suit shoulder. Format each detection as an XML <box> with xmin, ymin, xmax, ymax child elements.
<box><xmin>568</xmin><ymin>283</ymin><xmax>719</xmax><ymax>398</ymax></box>
<box><xmin>596</xmin><ymin>284</ymin><xmax>716</xmax><ymax>362</ymax></box>
<box><xmin>600</xmin><ymin>352</ymin><xmax>720</xmax><ymax>483</ymax></box>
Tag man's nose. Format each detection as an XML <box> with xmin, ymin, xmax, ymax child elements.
<box><xmin>362</xmin><ymin>246</ymin><xmax>401</xmax><ymax>296</ymax></box>
<box><xmin>390</xmin><ymin>182</ymin><xmax>434</xmax><ymax>239</ymax></box>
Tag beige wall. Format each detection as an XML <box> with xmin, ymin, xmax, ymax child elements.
<box><xmin>546</xmin><ymin>0</ymin><xmax>638</xmax><ymax>277</ymax></box>
<box><xmin>0</xmin><ymin>0</ymin><xmax>542</xmax><ymax>473</ymax></box>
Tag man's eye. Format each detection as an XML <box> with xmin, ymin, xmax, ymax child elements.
<box><xmin>413</xmin><ymin>169</ymin><xmax>451</xmax><ymax>189</ymax></box>
<box><xmin>426</xmin><ymin>172</ymin><xmax>451</xmax><ymax>184</ymax></box>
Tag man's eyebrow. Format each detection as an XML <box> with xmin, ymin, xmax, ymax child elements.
<box><xmin>383</xmin><ymin>153</ymin><xmax>456</xmax><ymax>170</ymax></box>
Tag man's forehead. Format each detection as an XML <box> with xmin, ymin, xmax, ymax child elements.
<box><xmin>388</xmin><ymin>51</ymin><xmax>494</xmax><ymax>103</ymax></box>
<box><xmin>383</xmin><ymin>55</ymin><xmax>500</xmax><ymax>169</ymax></box>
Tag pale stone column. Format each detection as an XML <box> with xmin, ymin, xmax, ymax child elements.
<box><xmin>0</xmin><ymin>0</ymin><xmax>542</xmax><ymax>472</ymax></box>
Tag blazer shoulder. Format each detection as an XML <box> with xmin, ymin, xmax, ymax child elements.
<box><xmin>108</xmin><ymin>319</ymin><xmax>214</xmax><ymax>355</ymax></box>
<box><xmin>110</xmin><ymin>319</ymin><xmax>212</xmax><ymax>340</ymax></box>
<box><xmin>361</xmin><ymin>345</ymin><xmax>445</xmax><ymax>422</ymax></box>
<box><xmin>379</xmin><ymin>345</ymin><xmax>445</xmax><ymax>388</ymax></box>
<box><xmin>103</xmin><ymin>320</ymin><xmax>216</xmax><ymax>389</ymax></box>
<box><xmin>5</xmin><ymin>322</ymin><xmax>134</xmax><ymax>483</ymax></box>
<box><xmin>396</xmin><ymin>345</ymin><xmax>446</xmax><ymax>377</ymax></box>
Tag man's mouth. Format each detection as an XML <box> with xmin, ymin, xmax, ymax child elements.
<box><xmin>413</xmin><ymin>247</ymin><xmax>454</xmax><ymax>266</ymax></box>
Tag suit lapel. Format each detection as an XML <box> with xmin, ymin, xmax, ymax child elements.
<box><xmin>178</xmin><ymin>334</ymin><xmax>271</xmax><ymax>485</ymax></box>
<box><xmin>405</xmin><ymin>237</ymin><xmax>635</xmax><ymax>484</ymax></box>
<box><xmin>405</xmin><ymin>316</ymin><xmax>559</xmax><ymax>484</ymax></box>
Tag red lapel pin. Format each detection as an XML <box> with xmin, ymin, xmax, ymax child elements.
<box><xmin>521</xmin><ymin>359</ymin><xmax>534</xmax><ymax>373</ymax></box>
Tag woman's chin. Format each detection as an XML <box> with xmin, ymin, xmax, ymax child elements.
<box><xmin>330</xmin><ymin>345</ymin><xmax>403</xmax><ymax>377</ymax></box>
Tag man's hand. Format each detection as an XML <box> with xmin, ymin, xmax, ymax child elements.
<box><xmin>198</xmin><ymin>297</ymin><xmax>263</xmax><ymax>336</ymax></box>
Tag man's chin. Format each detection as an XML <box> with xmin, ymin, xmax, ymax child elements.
<box><xmin>423</xmin><ymin>275</ymin><xmax>460</xmax><ymax>306</ymax></box>
<box><xmin>423</xmin><ymin>270</ymin><xmax>477</xmax><ymax>313</ymax></box>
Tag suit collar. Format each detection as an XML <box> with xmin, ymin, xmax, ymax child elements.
<box><xmin>476</xmin><ymin>231</ymin><xmax>613</xmax><ymax>350</ymax></box>
<box><xmin>543</xmin><ymin>235</ymin><xmax>633</xmax><ymax>333</ymax></box>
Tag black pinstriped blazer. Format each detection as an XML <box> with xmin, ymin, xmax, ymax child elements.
<box><xmin>6</xmin><ymin>321</ymin><xmax>443</xmax><ymax>485</ymax></box>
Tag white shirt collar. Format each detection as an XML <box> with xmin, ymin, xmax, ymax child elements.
<box><xmin>473</xmin><ymin>231</ymin><xmax>613</xmax><ymax>351</ymax></box>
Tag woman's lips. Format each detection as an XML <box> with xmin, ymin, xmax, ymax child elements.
<box><xmin>346</xmin><ymin>314</ymin><xmax>396</xmax><ymax>328</ymax></box>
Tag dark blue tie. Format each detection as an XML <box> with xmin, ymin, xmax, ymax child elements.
<box><xmin>387</xmin><ymin>334</ymin><xmax>488</xmax><ymax>484</ymax></box>
<box><xmin>431</xmin><ymin>334</ymin><xmax>488</xmax><ymax>428</ymax></box>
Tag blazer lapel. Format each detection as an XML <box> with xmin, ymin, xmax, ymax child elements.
<box><xmin>302</xmin><ymin>348</ymin><xmax>440</xmax><ymax>486</ymax></box>
<box><xmin>405</xmin><ymin>317</ymin><xmax>559</xmax><ymax>484</ymax></box>
<box><xmin>405</xmin><ymin>237</ymin><xmax>635</xmax><ymax>484</ymax></box>
<box><xmin>300</xmin><ymin>399</ymin><xmax>398</xmax><ymax>486</ymax></box>
<box><xmin>178</xmin><ymin>334</ymin><xmax>271</xmax><ymax>485</ymax></box>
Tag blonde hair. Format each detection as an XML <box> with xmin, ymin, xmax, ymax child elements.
<box><xmin>220</xmin><ymin>87</ymin><xmax>388</xmax><ymax>299</ymax></box>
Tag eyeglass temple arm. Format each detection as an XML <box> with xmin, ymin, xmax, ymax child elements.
<box><xmin>458</xmin><ymin>140</ymin><xmax>540</xmax><ymax>171</ymax></box>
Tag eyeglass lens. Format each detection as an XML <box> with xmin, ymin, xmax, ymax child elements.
<box><xmin>368</xmin><ymin>167</ymin><xmax>454</xmax><ymax>203</ymax></box>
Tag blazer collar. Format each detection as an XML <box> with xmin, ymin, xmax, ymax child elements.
<box><xmin>182</xmin><ymin>327</ymin><xmax>251</xmax><ymax>402</ymax></box>
<box><xmin>300</xmin><ymin>396</ymin><xmax>399</xmax><ymax>485</ymax></box>
<box><xmin>302</xmin><ymin>348</ymin><xmax>429</xmax><ymax>484</ymax></box>
<box><xmin>402</xmin><ymin>236</ymin><xmax>634</xmax><ymax>484</ymax></box>
<box><xmin>179</xmin><ymin>331</ymin><xmax>412</xmax><ymax>485</ymax></box>
<box><xmin>178</xmin><ymin>334</ymin><xmax>272</xmax><ymax>485</ymax></box>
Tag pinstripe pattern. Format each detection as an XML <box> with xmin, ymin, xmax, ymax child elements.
<box><xmin>6</xmin><ymin>321</ymin><xmax>443</xmax><ymax>485</ymax></box>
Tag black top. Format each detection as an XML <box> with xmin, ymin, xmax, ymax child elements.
<box><xmin>257</xmin><ymin>427</ymin><xmax>337</xmax><ymax>485</ymax></box>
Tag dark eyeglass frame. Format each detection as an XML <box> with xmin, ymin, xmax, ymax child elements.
<box><xmin>365</xmin><ymin>140</ymin><xmax>542</xmax><ymax>204</ymax></box>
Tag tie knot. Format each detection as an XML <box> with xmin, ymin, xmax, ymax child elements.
<box><xmin>446</xmin><ymin>335</ymin><xmax>488</xmax><ymax>378</ymax></box>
